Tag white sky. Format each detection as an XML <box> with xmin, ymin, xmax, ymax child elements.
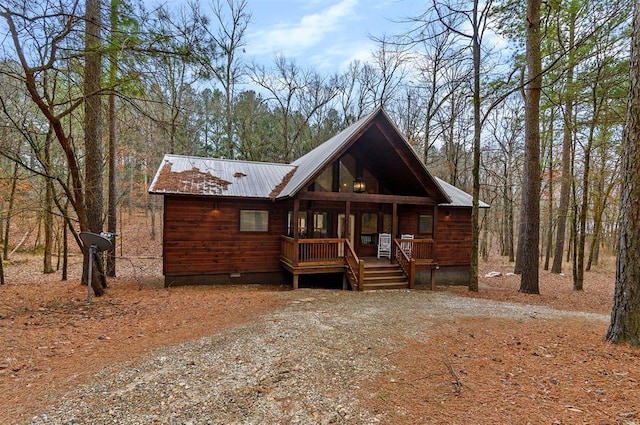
<box><xmin>244</xmin><ymin>0</ymin><xmax>425</xmax><ymax>71</ymax></box>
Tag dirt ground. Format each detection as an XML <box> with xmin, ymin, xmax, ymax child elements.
<box><xmin>1</xmin><ymin>235</ymin><xmax>638</xmax><ymax>424</ymax></box>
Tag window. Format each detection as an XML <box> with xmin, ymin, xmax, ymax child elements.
<box><xmin>383</xmin><ymin>213</ymin><xmax>392</xmax><ymax>233</ymax></box>
<box><xmin>313</xmin><ymin>212</ymin><xmax>330</xmax><ymax>238</ymax></box>
<box><xmin>361</xmin><ymin>213</ymin><xmax>377</xmax><ymax>234</ymax></box>
<box><xmin>311</xmin><ymin>156</ymin><xmax>379</xmax><ymax>194</ymax></box>
<box><xmin>361</xmin><ymin>213</ymin><xmax>378</xmax><ymax>246</ymax></box>
<box><xmin>338</xmin><ymin>155</ymin><xmax>356</xmax><ymax>192</ymax></box>
<box><xmin>287</xmin><ymin>211</ymin><xmax>308</xmax><ymax>237</ymax></box>
<box><xmin>314</xmin><ymin>168</ymin><xmax>332</xmax><ymax>192</ymax></box>
<box><xmin>418</xmin><ymin>214</ymin><xmax>433</xmax><ymax>233</ymax></box>
<box><xmin>362</xmin><ymin>169</ymin><xmax>379</xmax><ymax>193</ymax></box>
<box><xmin>240</xmin><ymin>210</ymin><xmax>269</xmax><ymax>232</ymax></box>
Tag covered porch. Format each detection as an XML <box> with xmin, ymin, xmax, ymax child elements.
<box><xmin>280</xmin><ymin>235</ymin><xmax>438</xmax><ymax>291</ymax></box>
<box><xmin>279</xmin><ymin>192</ymin><xmax>440</xmax><ymax>290</ymax></box>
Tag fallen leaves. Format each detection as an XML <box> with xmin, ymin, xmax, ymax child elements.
<box><xmin>363</xmin><ymin>261</ymin><xmax>640</xmax><ymax>424</ymax></box>
<box><xmin>0</xmin><ymin>254</ymin><xmax>285</xmax><ymax>423</ymax></box>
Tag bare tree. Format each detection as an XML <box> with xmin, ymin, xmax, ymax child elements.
<box><xmin>204</xmin><ymin>0</ymin><xmax>251</xmax><ymax>159</ymax></box>
<box><xmin>587</xmin><ymin>139</ymin><xmax>621</xmax><ymax>270</ymax></box>
<box><xmin>365</xmin><ymin>38</ymin><xmax>408</xmax><ymax>110</ymax></box>
<box><xmin>146</xmin><ymin>3</ymin><xmax>210</xmax><ymax>155</ymax></box>
<box><xmin>407</xmin><ymin>0</ymin><xmax>496</xmax><ymax>291</ymax></box>
<box><xmin>335</xmin><ymin>60</ymin><xmax>363</xmax><ymax>123</ymax></box>
<box><xmin>1</xmin><ymin>0</ymin><xmax>105</xmax><ymax>294</ymax></box>
<box><xmin>248</xmin><ymin>56</ymin><xmax>337</xmax><ymax>162</ymax></box>
<box><xmin>485</xmin><ymin>95</ymin><xmax>524</xmax><ymax>263</ymax></box>
<box><xmin>412</xmin><ymin>21</ymin><xmax>466</xmax><ymax>164</ymax></box>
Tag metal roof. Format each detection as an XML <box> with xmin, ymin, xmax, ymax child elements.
<box><xmin>148</xmin><ymin>110</ymin><xmax>489</xmax><ymax>209</ymax></box>
<box><xmin>148</xmin><ymin>154</ymin><xmax>296</xmax><ymax>199</ymax></box>
<box><xmin>435</xmin><ymin>177</ymin><xmax>490</xmax><ymax>208</ymax></box>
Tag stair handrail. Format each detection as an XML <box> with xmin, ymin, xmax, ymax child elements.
<box><xmin>344</xmin><ymin>239</ymin><xmax>364</xmax><ymax>290</ymax></box>
<box><xmin>393</xmin><ymin>239</ymin><xmax>416</xmax><ymax>289</ymax></box>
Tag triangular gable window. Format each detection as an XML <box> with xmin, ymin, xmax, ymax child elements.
<box><xmin>312</xmin><ymin>154</ymin><xmax>379</xmax><ymax>193</ymax></box>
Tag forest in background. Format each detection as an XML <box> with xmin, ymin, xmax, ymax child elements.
<box><xmin>0</xmin><ymin>0</ymin><xmax>632</xmax><ymax>290</ymax></box>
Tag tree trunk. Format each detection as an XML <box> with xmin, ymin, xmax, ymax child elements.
<box><xmin>571</xmin><ymin>177</ymin><xmax>578</xmax><ymax>281</ymax></box>
<box><xmin>469</xmin><ymin>0</ymin><xmax>481</xmax><ymax>292</ymax></box>
<box><xmin>574</xmin><ymin>115</ymin><xmax>596</xmax><ymax>291</ymax></box>
<box><xmin>505</xmin><ymin>163</ymin><xmax>515</xmax><ymax>262</ymax></box>
<box><xmin>519</xmin><ymin>0</ymin><xmax>542</xmax><ymax>294</ymax></box>
<box><xmin>551</xmin><ymin>3</ymin><xmax>577</xmax><ymax>274</ymax></box>
<box><xmin>0</xmin><ymin>245</ymin><xmax>4</xmax><ymax>285</ymax></box>
<box><xmin>107</xmin><ymin>90</ymin><xmax>117</xmax><ymax>277</ymax></box>
<box><xmin>586</xmin><ymin>219</ymin><xmax>601</xmax><ymax>271</ymax></box>
<box><xmin>129</xmin><ymin>155</ymin><xmax>135</xmax><ymax>218</ymax></box>
<box><xmin>576</xmin><ymin>58</ymin><xmax>608</xmax><ymax>288</ymax></box>
<box><xmin>43</xmin><ymin>132</ymin><xmax>54</xmax><ymax>274</ymax></box>
<box><xmin>514</xmin><ymin>216</ymin><xmax>524</xmax><ymax>274</ymax></box>
<box><xmin>62</xmin><ymin>199</ymin><xmax>69</xmax><ymax>281</ymax></box>
<box><xmin>606</xmin><ymin>0</ymin><xmax>640</xmax><ymax>346</ymax></box>
<box><xmin>43</xmin><ymin>178</ymin><xmax>55</xmax><ymax>273</ymax></box>
<box><xmin>3</xmin><ymin>161</ymin><xmax>19</xmax><ymax>260</ymax></box>
<box><xmin>507</xmin><ymin>200</ymin><xmax>515</xmax><ymax>262</ymax></box>
<box><xmin>481</xmin><ymin>210</ymin><xmax>489</xmax><ymax>261</ymax></box>
<box><xmin>544</xmin><ymin>115</ymin><xmax>554</xmax><ymax>271</ymax></box>
<box><xmin>0</xmin><ymin>199</ymin><xmax>3</xmax><ymax>246</ymax></box>
<box><xmin>150</xmin><ymin>197</ymin><xmax>157</xmax><ymax>241</ymax></box>
<box><xmin>84</xmin><ymin>0</ymin><xmax>106</xmax><ymax>294</ymax></box>
<box><xmin>106</xmin><ymin>0</ymin><xmax>119</xmax><ymax>278</ymax></box>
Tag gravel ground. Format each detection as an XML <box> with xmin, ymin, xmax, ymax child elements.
<box><xmin>30</xmin><ymin>290</ymin><xmax>608</xmax><ymax>425</ymax></box>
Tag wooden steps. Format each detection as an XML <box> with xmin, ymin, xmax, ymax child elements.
<box><xmin>361</xmin><ymin>262</ymin><xmax>408</xmax><ymax>290</ymax></box>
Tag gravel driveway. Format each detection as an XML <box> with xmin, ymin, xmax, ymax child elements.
<box><xmin>30</xmin><ymin>290</ymin><xmax>607</xmax><ymax>425</ymax></box>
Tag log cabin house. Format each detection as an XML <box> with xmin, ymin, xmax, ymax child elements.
<box><xmin>149</xmin><ymin>108</ymin><xmax>488</xmax><ymax>290</ymax></box>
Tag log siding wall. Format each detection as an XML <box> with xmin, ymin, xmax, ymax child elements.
<box><xmin>163</xmin><ymin>196</ymin><xmax>289</xmax><ymax>276</ymax></box>
<box><xmin>162</xmin><ymin>196</ymin><xmax>473</xmax><ymax>279</ymax></box>
<box><xmin>434</xmin><ymin>207</ymin><xmax>472</xmax><ymax>266</ymax></box>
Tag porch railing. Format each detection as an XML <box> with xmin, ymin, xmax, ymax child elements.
<box><xmin>281</xmin><ymin>236</ymin><xmax>344</xmax><ymax>267</ymax></box>
<box><xmin>398</xmin><ymin>238</ymin><xmax>436</xmax><ymax>262</ymax></box>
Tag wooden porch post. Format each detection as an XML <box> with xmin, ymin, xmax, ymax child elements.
<box><xmin>345</xmin><ymin>200</ymin><xmax>351</xmax><ymax>240</ymax></box>
<box><xmin>392</xmin><ymin>202</ymin><xmax>398</xmax><ymax>238</ymax></box>
<box><xmin>293</xmin><ymin>199</ymin><xmax>300</xmax><ymax>267</ymax></box>
<box><xmin>293</xmin><ymin>199</ymin><xmax>300</xmax><ymax>240</ymax></box>
<box><xmin>409</xmin><ymin>259</ymin><xmax>416</xmax><ymax>289</ymax></box>
<box><xmin>430</xmin><ymin>268</ymin><xmax>436</xmax><ymax>291</ymax></box>
<box><xmin>390</xmin><ymin>203</ymin><xmax>398</xmax><ymax>264</ymax></box>
<box><xmin>306</xmin><ymin>205</ymin><xmax>314</xmax><ymax>238</ymax></box>
<box><xmin>433</xmin><ymin>204</ymin><xmax>438</xmax><ymax>240</ymax></box>
<box><xmin>358</xmin><ymin>259</ymin><xmax>365</xmax><ymax>291</ymax></box>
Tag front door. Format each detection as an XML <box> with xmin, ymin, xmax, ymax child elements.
<box><xmin>337</xmin><ymin>214</ymin><xmax>355</xmax><ymax>246</ymax></box>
